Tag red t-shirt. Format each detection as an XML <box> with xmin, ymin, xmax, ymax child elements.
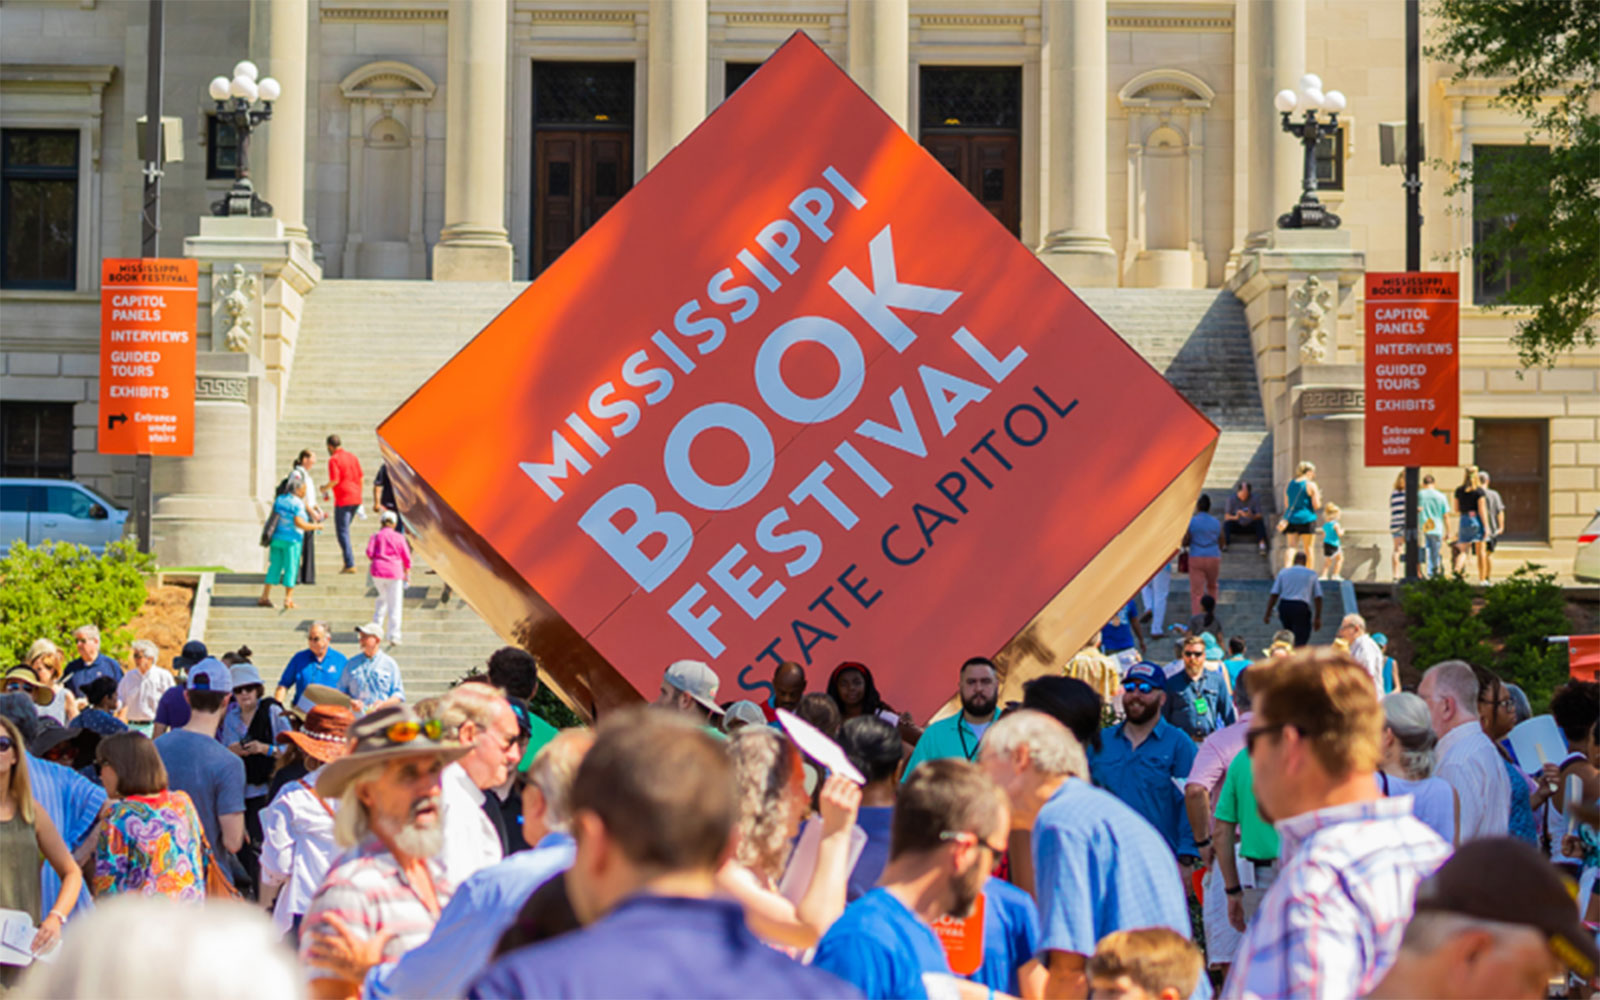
<box><xmin>326</xmin><ymin>448</ymin><xmax>364</xmax><ymax>507</ymax></box>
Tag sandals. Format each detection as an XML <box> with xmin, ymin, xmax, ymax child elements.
<box><xmin>284</xmin><ymin>599</ymin><xmax>298</xmax><ymax>609</ymax></box>
<box><xmin>256</xmin><ymin>597</ymin><xmax>273</xmax><ymax>608</ymax></box>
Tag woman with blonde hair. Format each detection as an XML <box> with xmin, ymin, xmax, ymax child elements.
<box><xmin>0</xmin><ymin>714</ymin><xmax>83</xmax><ymax>983</ymax></box>
<box><xmin>1452</xmin><ymin>464</ymin><xmax>1490</xmax><ymax>581</ymax></box>
<box><xmin>717</xmin><ymin>727</ymin><xmax>861</xmax><ymax>953</ymax></box>
<box><xmin>26</xmin><ymin>638</ymin><xmax>75</xmax><ymax>723</ymax></box>
<box><xmin>93</xmin><ymin>732</ymin><xmax>207</xmax><ymax>901</ymax></box>
<box><xmin>1280</xmin><ymin>460</ymin><xmax>1322</xmax><ymax>568</ymax></box>
<box><xmin>1378</xmin><ymin>693</ymin><xmax>1459</xmax><ymax>845</ymax></box>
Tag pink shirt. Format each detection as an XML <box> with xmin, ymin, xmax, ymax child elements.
<box><xmin>1185</xmin><ymin>712</ymin><xmax>1252</xmax><ymax>835</ymax></box>
<box><xmin>365</xmin><ymin>526</ymin><xmax>412</xmax><ymax>579</ymax></box>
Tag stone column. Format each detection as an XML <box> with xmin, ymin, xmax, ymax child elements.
<box><xmin>847</xmin><ymin>0</ymin><xmax>908</xmax><ymax>127</ymax></box>
<box><xmin>433</xmin><ymin>0</ymin><xmax>514</xmax><ymax>281</ymax></box>
<box><xmin>263</xmin><ymin>0</ymin><xmax>309</xmax><ymax>242</ymax></box>
<box><xmin>1245</xmin><ymin>0</ymin><xmax>1306</xmax><ymax>246</ymax></box>
<box><xmin>1037</xmin><ymin>0</ymin><xmax>1117</xmax><ymax>287</ymax></box>
<box><xmin>646</xmin><ymin>0</ymin><xmax>708</xmax><ymax>168</ymax></box>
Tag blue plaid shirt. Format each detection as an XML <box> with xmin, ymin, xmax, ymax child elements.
<box><xmin>1222</xmin><ymin>795</ymin><xmax>1449</xmax><ymax>999</ymax></box>
<box><xmin>1032</xmin><ymin>780</ymin><xmax>1203</xmax><ymax>995</ymax></box>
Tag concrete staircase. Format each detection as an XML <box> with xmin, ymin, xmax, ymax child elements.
<box><xmin>204</xmin><ymin>282</ymin><xmax>1283</xmax><ymax>700</ymax></box>
<box><xmin>1148</xmin><ymin>577</ymin><xmax>1349</xmax><ymax>660</ymax></box>
<box><xmin>203</xmin><ymin>281</ymin><xmax>529</xmax><ymax>699</ymax></box>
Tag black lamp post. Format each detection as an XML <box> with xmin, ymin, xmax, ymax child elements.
<box><xmin>1275</xmin><ymin>74</ymin><xmax>1347</xmax><ymax>229</ymax></box>
<box><xmin>207</xmin><ymin>61</ymin><xmax>279</xmax><ymax>217</ymax></box>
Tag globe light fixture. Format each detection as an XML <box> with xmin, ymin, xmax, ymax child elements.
<box><xmin>1277</xmin><ymin>74</ymin><xmax>1346</xmax><ymax>229</ymax></box>
<box><xmin>208</xmin><ymin>57</ymin><xmax>280</xmax><ymax>217</ymax></box>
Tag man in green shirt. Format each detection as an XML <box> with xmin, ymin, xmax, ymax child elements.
<box><xmin>901</xmin><ymin>657</ymin><xmax>1000</xmax><ymax>780</ymax></box>
<box><xmin>1214</xmin><ymin>749</ymin><xmax>1279</xmax><ymax>936</ymax></box>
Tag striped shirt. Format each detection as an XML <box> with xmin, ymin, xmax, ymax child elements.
<box><xmin>299</xmin><ymin>837</ymin><xmax>454</xmax><ymax>973</ymax></box>
<box><xmin>1222</xmin><ymin>796</ymin><xmax>1448</xmax><ymax>999</ymax></box>
<box><xmin>1389</xmin><ymin>489</ymin><xmax>1406</xmax><ymax>534</ymax></box>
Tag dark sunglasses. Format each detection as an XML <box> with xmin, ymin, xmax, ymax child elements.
<box><xmin>0</xmin><ymin>736</ymin><xmax>14</xmax><ymax>752</ymax></box>
<box><xmin>1126</xmin><ymin>680</ymin><xmax>1161</xmax><ymax>695</ymax></box>
<box><xmin>1246</xmin><ymin>723</ymin><xmax>1308</xmax><ymax>755</ymax></box>
<box><xmin>940</xmin><ymin>830</ymin><xmax>1009</xmax><ymax>857</ymax></box>
<box><xmin>1182</xmin><ymin>649</ymin><xmax>1206</xmax><ymax>658</ymax></box>
<box><xmin>2</xmin><ymin>681</ymin><xmax>30</xmax><ymax>693</ymax></box>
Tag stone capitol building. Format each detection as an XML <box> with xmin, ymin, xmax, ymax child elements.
<box><xmin>1</xmin><ymin>0</ymin><xmax>1596</xmax><ymax>586</ymax></box>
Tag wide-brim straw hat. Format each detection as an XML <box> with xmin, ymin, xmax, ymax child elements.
<box><xmin>315</xmin><ymin>704</ymin><xmax>468</xmax><ymax>799</ymax></box>
<box><xmin>287</xmin><ymin>683</ymin><xmax>355</xmax><ymax>722</ymax></box>
<box><xmin>278</xmin><ymin>705</ymin><xmax>356</xmax><ymax>764</ymax></box>
<box><xmin>3</xmin><ymin>665</ymin><xmax>55</xmax><ymax>708</ymax></box>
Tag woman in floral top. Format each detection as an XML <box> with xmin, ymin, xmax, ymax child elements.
<box><xmin>92</xmin><ymin>732</ymin><xmax>206</xmax><ymax>901</ymax></box>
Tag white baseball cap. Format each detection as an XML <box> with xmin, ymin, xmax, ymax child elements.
<box><xmin>663</xmin><ymin>660</ymin><xmax>723</xmax><ymax>715</ymax></box>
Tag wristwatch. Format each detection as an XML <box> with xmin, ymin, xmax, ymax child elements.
<box><xmin>1224</xmin><ymin>885</ymin><xmax>1243</xmax><ymax>897</ymax></box>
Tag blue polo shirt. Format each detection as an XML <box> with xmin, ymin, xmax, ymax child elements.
<box><xmin>62</xmin><ymin>653</ymin><xmax>123</xmax><ymax>697</ymax></box>
<box><xmin>275</xmin><ymin>648</ymin><xmax>348</xmax><ymax>707</ymax></box>
<box><xmin>970</xmin><ymin>877</ymin><xmax>1040</xmax><ymax>996</ymax></box>
<box><xmin>468</xmin><ymin>894</ymin><xmax>857</xmax><ymax>999</ymax></box>
<box><xmin>1089</xmin><ymin>719</ymin><xmax>1199</xmax><ymax>856</ymax></box>
<box><xmin>814</xmin><ymin>888</ymin><xmax>952</xmax><ymax>1000</ymax></box>
<box><xmin>1163</xmin><ymin>668</ymin><xmax>1236</xmax><ymax>743</ymax></box>
<box><xmin>847</xmin><ymin>805</ymin><xmax>894</xmax><ymax>901</ymax></box>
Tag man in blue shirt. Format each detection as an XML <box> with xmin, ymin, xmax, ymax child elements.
<box><xmin>902</xmin><ymin>657</ymin><xmax>1001</xmax><ymax>779</ymax></box>
<box><xmin>971</xmin><ymin>877</ymin><xmax>1041</xmax><ymax>997</ymax></box>
<box><xmin>1264</xmin><ymin>552</ymin><xmax>1323</xmax><ymax>646</ymax></box>
<box><xmin>62</xmin><ymin>624</ymin><xmax>123</xmax><ymax>698</ymax></box>
<box><xmin>364</xmin><ymin>729</ymin><xmax>590</xmax><ymax>999</ymax></box>
<box><xmin>1164</xmin><ymin>634</ymin><xmax>1236</xmax><ymax>743</ymax></box>
<box><xmin>340</xmin><ymin>625</ymin><xmax>405</xmax><ymax>712</ymax></box>
<box><xmin>814</xmin><ymin>758</ymin><xmax>1010</xmax><ymax>999</ymax></box>
<box><xmin>273</xmin><ymin>622</ymin><xmax>348</xmax><ymax>709</ymax></box>
<box><xmin>980</xmin><ymin>710</ymin><xmax>1206</xmax><ymax>1000</ymax></box>
<box><xmin>469</xmin><ymin>710</ymin><xmax>854</xmax><ymax>999</ymax></box>
<box><xmin>1091</xmin><ymin>662</ymin><xmax>1200</xmax><ymax>859</ymax></box>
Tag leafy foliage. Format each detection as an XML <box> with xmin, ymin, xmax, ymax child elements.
<box><xmin>530</xmin><ymin>684</ymin><xmax>584</xmax><ymax>729</ymax></box>
<box><xmin>1430</xmin><ymin>0</ymin><xmax>1600</xmax><ymax>367</ymax></box>
<box><xmin>1400</xmin><ymin>571</ymin><xmax>1494</xmax><ymax>669</ymax></box>
<box><xmin>1402</xmin><ymin>563</ymin><xmax>1576</xmax><ymax>711</ymax></box>
<box><xmin>1479</xmin><ymin>564</ymin><xmax>1571</xmax><ymax>710</ymax></box>
<box><xmin>0</xmin><ymin>540</ymin><xmax>155</xmax><ymax>667</ymax></box>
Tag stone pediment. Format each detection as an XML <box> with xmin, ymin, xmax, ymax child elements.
<box><xmin>338</xmin><ymin>61</ymin><xmax>436</xmax><ymax>103</ymax></box>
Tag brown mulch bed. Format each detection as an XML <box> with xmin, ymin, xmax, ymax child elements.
<box><xmin>125</xmin><ymin>581</ymin><xmax>196</xmax><ymax>670</ymax></box>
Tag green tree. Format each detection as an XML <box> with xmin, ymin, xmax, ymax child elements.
<box><xmin>1400</xmin><ymin>571</ymin><xmax>1494</xmax><ymax>671</ymax></box>
<box><xmin>0</xmin><ymin>540</ymin><xmax>155</xmax><ymax>666</ymax></box>
<box><xmin>1430</xmin><ymin>0</ymin><xmax>1599</xmax><ymax>368</ymax></box>
<box><xmin>1479</xmin><ymin>564</ymin><xmax>1571</xmax><ymax>710</ymax></box>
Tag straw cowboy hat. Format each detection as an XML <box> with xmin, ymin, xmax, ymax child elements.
<box><xmin>278</xmin><ymin>705</ymin><xmax>356</xmax><ymax>764</ymax></box>
<box><xmin>315</xmin><ymin>704</ymin><xmax>468</xmax><ymax>798</ymax></box>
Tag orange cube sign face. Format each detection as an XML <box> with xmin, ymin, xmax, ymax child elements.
<box><xmin>379</xmin><ymin>34</ymin><xmax>1216</xmax><ymax>720</ymax></box>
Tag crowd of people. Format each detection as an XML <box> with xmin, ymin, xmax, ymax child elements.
<box><xmin>0</xmin><ymin>587</ymin><xmax>1594</xmax><ymax>999</ymax></box>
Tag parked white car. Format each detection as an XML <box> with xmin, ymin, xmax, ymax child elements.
<box><xmin>0</xmin><ymin>478</ymin><xmax>129</xmax><ymax>555</ymax></box>
<box><xmin>1576</xmin><ymin>508</ymin><xmax>1600</xmax><ymax>584</ymax></box>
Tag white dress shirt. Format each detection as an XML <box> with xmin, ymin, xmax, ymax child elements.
<box><xmin>437</xmin><ymin>761</ymin><xmax>503</xmax><ymax>884</ymax></box>
<box><xmin>1433</xmin><ymin>721</ymin><xmax>1510</xmax><ymax>841</ymax></box>
<box><xmin>116</xmin><ymin>666</ymin><xmax>175</xmax><ymax>722</ymax></box>
<box><xmin>259</xmin><ymin>776</ymin><xmax>340</xmax><ymax>933</ymax></box>
<box><xmin>1349</xmin><ymin>635</ymin><xmax>1384</xmax><ymax>691</ymax></box>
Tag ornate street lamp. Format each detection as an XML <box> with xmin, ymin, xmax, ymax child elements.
<box><xmin>207</xmin><ymin>60</ymin><xmax>280</xmax><ymax>217</ymax></box>
<box><xmin>1275</xmin><ymin>74</ymin><xmax>1347</xmax><ymax>229</ymax></box>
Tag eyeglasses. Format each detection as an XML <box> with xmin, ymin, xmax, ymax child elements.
<box><xmin>1246</xmin><ymin>723</ymin><xmax>1308</xmax><ymax>755</ymax></box>
<box><xmin>1182</xmin><ymin>650</ymin><xmax>1205</xmax><ymax>658</ymax></box>
<box><xmin>1478</xmin><ymin>696</ymin><xmax>1513</xmax><ymax>711</ymax></box>
<box><xmin>1125</xmin><ymin>680</ymin><xmax>1160</xmax><ymax>695</ymax></box>
<box><xmin>940</xmin><ymin>830</ymin><xmax>1008</xmax><ymax>857</ymax></box>
<box><xmin>382</xmin><ymin>718</ymin><xmax>444</xmax><ymax>744</ymax></box>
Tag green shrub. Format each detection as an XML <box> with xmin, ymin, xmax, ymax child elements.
<box><xmin>1480</xmin><ymin>564</ymin><xmax>1572</xmax><ymax>710</ymax></box>
<box><xmin>1400</xmin><ymin>571</ymin><xmax>1493</xmax><ymax>670</ymax></box>
<box><xmin>530</xmin><ymin>684</ymin><xmax>584</xmax><ymax>729</ymax></box>
<box><xmin>0</xmin><ymin>540</ymin><xmax>155</xmax><ymax>667</ymax></box>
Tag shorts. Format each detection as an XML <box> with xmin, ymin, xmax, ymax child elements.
<box><xmin>1486</xmin><ymin>536</ymin><xmax>1498</xmax><ymax>553</ymax></box>
<box><xmin>1323</xmin><ymin>542</ymin><xmax>1340</xmax><ymax>557</ymax></box>
<box><xmin>1457</xmin><ymin>512</ymin><xmax>1483</xmax><ymax>544</ymax></box>
<box><xmin>1283</xmin><ymin>522</ymin><xmax>1317</xmax><ymax>536</ymax></box>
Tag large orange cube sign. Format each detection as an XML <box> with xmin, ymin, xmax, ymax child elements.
<box><xmin>379</xmin><ymin>34</ymin><xmax>1216</xmax><ymax>720</ymax></box>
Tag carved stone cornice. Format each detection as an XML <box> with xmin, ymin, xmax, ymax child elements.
<box><xmin>321</xmin><ymin>6</ymin><xmax>446</xmax><ymax>21</ymax></box>
<box><xmin>917</xmin><ymin>13</ymin><xmax>1027</xmax><ymax>30</ymax></box>
<box><xmin>529</xmin><ymin>9</ymin><xmax>636</xmax><ymax>24</ymax></box>
<box><xmin>1298</xmin><ymin>387</ymin><xmax>1364</xmax><ymax>416</ymax></box>
<box><xmin>1108</xmin><ymin>15</ymin><xmax>1232</xmax><ymax>32</ymax></box>
<box><xmin>195</xmin><ymin>375</ymin><xmax>250</xmax><ymax>403</ymax></box>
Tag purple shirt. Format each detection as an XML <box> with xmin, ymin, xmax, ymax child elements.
<box><xmin>1186</xmin><ymin>713</ymin><xmax>1253</xmax><ymax>831</ymax></box>
<box><xmin>365</xmin><ymin>527</ymin><xmax>412</xmax><ymax>580</ymax></box>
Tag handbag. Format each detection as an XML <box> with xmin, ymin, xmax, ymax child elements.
<box><xmin>1177</xmin><ymin>550</ymin><xmax>1190</xmax><ymax>574</ymax></box>
<box><xmin>1275</xmin><ymin>517</ymin><xmax>1288</xmax><ymax>534</ymax></box>
<box><xmin>259</xmin><ymin>505</ymin><xmax>281</xmax><ymax>548</ymax></box>
<box><xmin>198</xmin><ymin>823</ymin><xmax>243</xmax><ymax>902</ymax></box>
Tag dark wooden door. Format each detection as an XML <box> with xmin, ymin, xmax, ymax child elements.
<box><xmin>533</xmin><ymin>129</ymin><xmax>633</xmax><ymax>274</ymax></box>
<box><xmin>920</xmin><ymin>132</ymin><xmax>1020</xmax><ymax>237</ymax></box>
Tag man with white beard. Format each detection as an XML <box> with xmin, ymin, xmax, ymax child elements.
<box><xmin>299</xmin><ymin>706</ymin><xmax>470</xmax><ymax>998</ymax></box>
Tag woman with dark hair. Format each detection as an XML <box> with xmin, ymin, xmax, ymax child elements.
<box><xmin>1475</xmin><ymin>669</ymin><xmax>1537</xmax><ymax>846</ymax></box>
<box><xmin>1021</xmin><ymin>675</ymin><xmax>1105</xmax><ymax>753</ymax></box>
<box><xmin>93</xmin><ymin>731</ymin><xmax>207</xmax><ymax>900</ymax></box>
<box><xmin>1533</xmin><ymin>680</ymin><xmax>1599</xmax><ymax>877</ymax></box>
<box><xmin>290</xmin><ymin>449</ymin><xmax>325</xmax><ymax>586</ymax></box>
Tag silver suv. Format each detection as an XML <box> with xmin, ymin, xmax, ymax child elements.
<box><xmin>0</xmin><ymin>478</ymin><xmax>129</xmax><ymax>555</ymax></box>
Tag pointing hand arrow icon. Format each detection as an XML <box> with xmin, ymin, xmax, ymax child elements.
<box><xmin>1430</xmin><ymin>428</ymin><xmax>1451</xmax><ymax>445</ymax></box>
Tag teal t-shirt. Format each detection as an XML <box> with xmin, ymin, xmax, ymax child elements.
<box><xmin>901</xmin><ymin>711</ymin><xmax>998</xmax><ymax>780</ymax></box>
<box><xmin>1322</xmin><ymin>521</ymin><xmax>1341</xmax><ymax>546</ymax></box>
<box><xmin>1418</xmin><ymin>488</ymin><xmax>1450</xmax><ymax>538</ymax></box>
